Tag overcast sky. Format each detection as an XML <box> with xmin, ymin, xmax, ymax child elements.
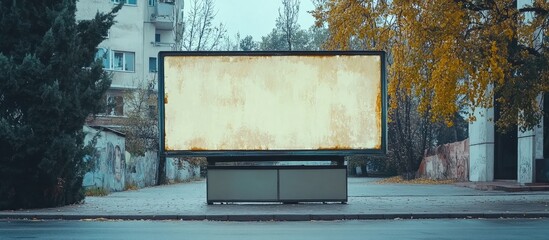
<box><xmin>209</xmin><ymin>0</ymin><xmax>317</xmax><ymax>41</ymax></box>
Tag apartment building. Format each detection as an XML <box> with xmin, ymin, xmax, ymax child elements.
<box><xmin>76</xmin><ymin>0</ymin><xmax>175</xmax><ymax>129</ymax></box>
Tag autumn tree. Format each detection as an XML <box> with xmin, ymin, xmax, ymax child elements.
<box><xmin>174</xmin><ymin>0</ymin><xmax>226</xmax><ymax>51</ymax></box>
<box><xmin>0</xmin><ymin>1</ymin><xmax>120</xmax><ymax>209</ymax></box>
<box><xmin>314</xmin><ymin>0</ymin><xmax>549</xmax><ymax>131</ymax></box>
<box><xmin>314</xmin><ymin>0</ymin><xmax>549</xmax><ymax>175</ymax></box>
<box><xmin>312</xmin><ymin>0</ymin><xmax>429</xmax><ymax>176</ymax></box>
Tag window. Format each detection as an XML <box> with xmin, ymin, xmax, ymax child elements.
<box><xmin>148</xmin><ymin>0</ymin><xmax>157</xmax><ymax>6</ymax></box>
<box><xmin>113</xmin><ymin>51</ymin><xmax>135</xmax><ymax>71</ymax></box>
<box><xmin>106</xmin><ymin>95</ymin><xmax>124</xmax><ymax>116</ymax></box>
<box><xmin>112</xmin><ymin>0</ymin><xmax>137</xmax><ymax>5</ymax></box>
<box><xmin>155</xmin><ymin>33</ymin><xmax>161</xmax><ymax>43</ymax></box>
<box><xmin>149</xmin><ymin>57</ymin><xmax>157</xmax><ymax>72</ymax></box>
<box><xmin>95</xmin><ymin>48</ymin><xmax>110</xmax><ymax>69</ymax></box>
<box><xmin>95</xmin><ymin>49</ymin><xmax>135</xmax><ymax>72</ymax></box>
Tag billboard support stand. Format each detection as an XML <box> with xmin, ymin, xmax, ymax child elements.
<box><xmin>206</xmin><ymin>156</ymin><xmax>347</xmax><ymax>204</ymax></box>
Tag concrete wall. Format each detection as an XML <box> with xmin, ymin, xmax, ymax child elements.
<box><xmin>125</xmin><ymin>151</ymin><xmax>159</xmax><ymax>189</ymax></box>
<box><xmin>165</xmin><ymin>158</ymin><xmax>201</xmax><ymax>184</ymax></box>
<box><xmin>83</xmin><ymin>126</ymin><xmax>127</xmax><ymax>192</ymax></box>
<box><xmin>84</xmin><ymin>127</ymin><xmax>201</xmax><ymax>192</ymax></box>
<box><xmin>518</xmin><ymin>128</ymin><xmax>536</xmax><ymax>184</ymax></box>
<box><xmin>418</xmin><ymin>139</ymin><xmax>470</xmax><ymax>181</ymax></box>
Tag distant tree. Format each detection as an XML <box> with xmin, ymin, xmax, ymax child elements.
<box><xmin>293</xmin><ymin>28</ymin><xmax>314</xmax><ymax>50</ymax></box>
<box><xmin>0</xmin><ymin>1</ymin><xmax>121</xmax><ymax>209</ymax></box>
<box><xmin>259</xmin><ymin>25</ymin><xmax>313</xmax><ymax>51</ymax></box>
<box><xmin>222</xmin><ymin>32</ymin><xmax>241</xmax><ymax>51</ymax></box>
<box><xmin>259</xmin><ymin>28</ymin><xmax>288</xmax><ymax>51</ymax></box>
<box><xmin>259</xmin><ymin>0</ymin><xmax>329</xmax><ymax>51</ymax></box>
<box><xmin>387</xmin><ymin>88</ymin><xmax>434</xmax><ymax>178</ymax></box>
<box><xmin>239</xmin><ymin>35</ymin><xmax>258</xmax><ymax>51</ymax></box>
<box><xmin>174</xmin><ymin>0</ymin><xmax>226</xmax><ymax>51</ymax></box>
<box><xmin>277</xmin><ymin>0</ymin><xmax>301</xmax><ymax>50</ymax></box>
<box><xmin>307</xmin><ymin>25</ymin><xmax>328</xmax><ymax>51</ymax></box>
<box><xmin>434</xmin><ymin>112</ymin><xmax>469</xmax><ymax>146</ymax></box>
<box><xmin>122</xmin><ymin>79</ymin><xmax>158</xmax><ymax>158</ymax></box>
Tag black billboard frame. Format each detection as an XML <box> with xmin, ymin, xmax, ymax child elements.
<box><xmin>157</xmin><ymin>51</ymin><xmax>387</xmax><ymax>159</ymax></box>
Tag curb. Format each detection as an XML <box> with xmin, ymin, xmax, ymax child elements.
<box><xmin>455</xmin><ymin>182</ymin><xmax>549</xmax><ymax>192</ymax></box>
<box><xmin>1</xmin><ymin>212</ymin><xmax>548</xmax><ymax>221</ymax></box>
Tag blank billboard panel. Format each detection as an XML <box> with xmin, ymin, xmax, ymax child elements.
<box><xmin>160</xmin><ymin>52</ymin><xmax>386</xmax><ymax>156</ymax></box>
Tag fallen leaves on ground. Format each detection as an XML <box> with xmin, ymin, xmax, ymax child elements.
<box><xmin>376</xmin><ymin>176</ymin><xmax>458</xmax><ymax>185</ymax></box>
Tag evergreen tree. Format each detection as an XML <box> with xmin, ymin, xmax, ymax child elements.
<box><xmin>239</xmin><ymin>35</ymin><xmax>257</xmax><ymax>51</ymax></box>
<box><xmin>0</xmin><ymin>0</ymin><xmax>121</xmax><ymax>209</ymax></box>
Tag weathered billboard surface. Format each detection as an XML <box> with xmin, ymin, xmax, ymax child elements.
<box><xmin>159</xmin><ymin>52</ymin><xmax>386</xmax><ymax>157</ymax></box>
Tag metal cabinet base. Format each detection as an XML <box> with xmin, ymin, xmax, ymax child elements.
<box><xmin>207</xmin><ymin>166</ymin><xmax>347</xmax><ymax>204</ymax></box>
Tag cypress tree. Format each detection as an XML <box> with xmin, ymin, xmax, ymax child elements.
<box><xmin>0</xmin><ymin>0</ymin><xmax>121</xmax><ymax>209</ymax></box>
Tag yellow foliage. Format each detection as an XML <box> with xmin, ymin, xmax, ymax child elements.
<box><xmin>85</xmin><ymin>187</ymin><xmax>110</xmax><ymax>197</ymax></box>
<box><xmin>376</xmin><ymin>176</ymin><xmax>457</xmax><ymax>185</ymax></box>
<box><xmin>313</xmin><ymin>0</ymin><xmax>549</xmax><ymax>129</ymax></box>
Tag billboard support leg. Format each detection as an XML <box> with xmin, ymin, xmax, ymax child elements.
<box><xmin>157</xmin><ymin>154</ymin><xmax>167</xmax><ymax>185</ymax></box>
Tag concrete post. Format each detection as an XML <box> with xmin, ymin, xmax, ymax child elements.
<box><xmin>518</xmin><ymin>94</ymin><xmax>544</xmax><ymax>184</ymax></box>
<box><xmin>534</xmin><ymin>120</ymin><xmax>544</xmax><ymax>160</ymax></box>
<box><xmin>469</xmin><ymin>107</ymin><xmax>495</xmax><ymax>182</ymax></box>
<box><xmin>534</xmin><ymin>96</ymin><xmax>545</xmax><ymax>160</ymax></box>
<box><xmin>518</xmin><ymin>128</ymin><xmax>536</xmax><ymax>184</ymax></box>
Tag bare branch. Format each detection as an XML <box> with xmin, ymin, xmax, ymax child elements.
<box><xmin>175</xmin><ymin>0</ymin><xmax>225</xmax><ymax>51</ymax></box>
<box><xmin>277</xmin><ymin>0</ymin><xmax>300</xmax><ymax>50</ymax></box>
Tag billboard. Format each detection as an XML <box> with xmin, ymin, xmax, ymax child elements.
<box><xmin>159</xmin><ymin>52</ymin><xmax>386</xmax><ymax>157</ymax></box>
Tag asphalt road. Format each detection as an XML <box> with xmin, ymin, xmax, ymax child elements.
<box><xmin>1</xmin><ymin>219</ymin><xmax>548</xmax><ymax>240</ymax></box>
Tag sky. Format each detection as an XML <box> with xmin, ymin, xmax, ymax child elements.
<box><xmin>207</xmin><ymin>0</ymin><xmax>317</xmax><ymax>41</ymax></box>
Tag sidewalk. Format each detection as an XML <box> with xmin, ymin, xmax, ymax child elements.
<box><xmin>1</xmin><ymin>178</ymin><xmax>548</xmax><ymax>221</ymax></box>
<box><xmin>456</xmin><ymin>180</ymin><xmax>549</xmax><ymax>192</ymax></box>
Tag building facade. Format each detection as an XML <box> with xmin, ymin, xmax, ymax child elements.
<box><xmin>469</xmin><ymin>95</ymin><xmax>548</xmax><ymax>184</ymax></box>
<box><xmin>468</xmin><ymin>0</ymin><xmax>548</xmax><ymax>185</ymax></box>
<box><xmin>76</xmin><ymin>0</ymin><xmax>175</xmax><ymax>129</ymax></box>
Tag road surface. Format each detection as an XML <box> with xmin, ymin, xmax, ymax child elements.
<box><xmin>1</xmin><ymin>218</ymin><xmax>548</xmax><ymax>240</ymax></box>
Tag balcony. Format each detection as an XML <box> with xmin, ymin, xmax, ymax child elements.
<box><xmin>151</xmin><ymin>2</ymin><xmax>174</xmax><ymax>30</ymax></box>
